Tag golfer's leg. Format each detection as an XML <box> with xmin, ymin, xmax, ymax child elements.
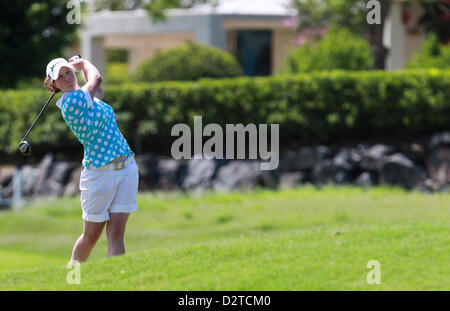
<box><xmin>71</xmin><ymin>220</ymin><xmax>106</xmax><ymax>263</ymax></box>
<box><xmin>106</xmin><ymin>158</ymin><xmax>139</xmax><ymax>258</ymax></box>
<box><xmin>106</xmin><ymin>213</ymin><xmax>129</xmax><ymax>258</ymax></box>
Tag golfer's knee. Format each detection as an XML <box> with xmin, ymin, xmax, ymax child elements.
<box><xmin>82</xmin><ymin>231</ymin><xmax>101</xmax><ymax>245</ymax></box>
<box><xmin>107</xmin><ymin>230</ymin><xmax>124</xmax><ymax>245</ymax></box>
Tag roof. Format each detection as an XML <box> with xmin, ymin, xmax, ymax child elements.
<box><xmin>169</xmin><ymin>0</ymin><xmax>296</xmax><ymax>16</ymax></box>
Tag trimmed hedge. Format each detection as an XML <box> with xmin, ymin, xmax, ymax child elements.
<box><xmin>1</xmin><ymin>69</ymin><xmax>449</xmax><ymax>161</ymax></box>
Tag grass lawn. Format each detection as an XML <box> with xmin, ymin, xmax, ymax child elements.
<box><xmin>0</xmin><ymin>185</ymin><xmax>448</xmax><ymax>290</ymax></box>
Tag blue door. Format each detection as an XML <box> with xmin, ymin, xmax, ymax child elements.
<box><xmin>236</xmin><ymin>30</ymin><xmax>272</xmax><ymax>76</ymax></box>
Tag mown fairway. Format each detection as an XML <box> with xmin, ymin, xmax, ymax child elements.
<box><xmin>0</xmin><ymin>186</ymin><xmax>448</xmax><ymax>290</ymax></box>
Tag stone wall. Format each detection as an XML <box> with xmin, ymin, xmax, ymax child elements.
<box><xmin>0</xmin><ymin>132</ymin><xmax>448</xmax><ymax>208</ymax></box>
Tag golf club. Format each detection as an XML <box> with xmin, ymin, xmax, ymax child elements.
<box><xmin>19</xmin><ymin>90</ymin><xmax>57</xmax><ymax>156</ymax></box>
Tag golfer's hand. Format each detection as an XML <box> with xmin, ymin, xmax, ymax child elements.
<box><xmin>68</xmin><ymin>56</ymin><xmax>84</xmax><ymax>72</ymax></box>
<box><xmin>44</xmin><ymin>77</ymin><xmax>57</xmax><ymax>93</ymax></box>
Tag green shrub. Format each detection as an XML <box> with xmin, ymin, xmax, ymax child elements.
<box><xmin>106</xmin><ymin>49</ymin><xmax>128</xmax><ymax>63</ymax></box>
<box><xmin>282</xmin><ymin>28</ymin><xmax>373</xmax><ymax>73</ymax></box>
<box><xmin>1</xmin><ymin>70</ymin><xmax>449</xmax><ymax>160</ymax></box>
<box><xmin>406</xmin><ymin>34</ymin><xmax>450</xmax><ymax>69</ymax></box>
<box><xmin>106</xmin><ymin>62</ymin><xmax>131</xmax><ymax>85</ymax></box>
<box><xmin>134</xmin><ymin>42</ymin><xmax>243</xmax><ymax>82</ymax></box>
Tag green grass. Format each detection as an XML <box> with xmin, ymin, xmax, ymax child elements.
<box><xmin>0</xmin><ymin>186</ymin><xmax>448</xmax><ymax>290</ymax></box>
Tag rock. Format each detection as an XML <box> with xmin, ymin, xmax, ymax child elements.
<box><xmin>46</xmin><ymin>162</ymin><xmax>77</xmax><ymax>197</ymax></box>
<box><xmin>157</xmin><ymin>158</ymin><xmax>185</xmax><ymax>191</ymax></box>
<box><xmin>50</xmin><ymin>162</ymin><xmax>74</xmax><ymax>184</ymax></box>
<box><xmin>0</xmin><ymin>166</ymin><xmax>15</xmax><ymax>187</ymax></box>
<box><xmin>312</xmin><ymin>160</ymin><xmax>334</xmax><ymax>185</ymax></box>
<box><xmin>44</xmin><ymin>180</ymin><xmax>65</xmax><ymax>197</ymax></box>
<box><xmin>182</xmin><ymin>158</ymin><xmax>222</xmax><ymax>191</ymax></box>
<box><xmin>355</xmin><ymin>171</ymin><xmax>378</xmax><ymax>187</ymax></box>
<box><xmin>63</xmin><ymin>165</ymin><xmax>82</xmax><ymax>197</ymax></box>
<box><xmin>312</xmin><ymin>148</ymin><xmax>362</xmax><ymax>185</ymax></box>
<box><xmin>20</xmin><ymin>165</ymin><xmax>40</xmax><ymax>196</ymax></box>
<box><xmin>32</xmin><ymin>159</ymin><xmax>76</xmax><ymax>197</ymax></box>
<box><xmin>360</xmin><ymin>144</ymin><xmax>395</xmax><ymax>171</ymax></box>
<box><xmin>32</xmin><ymin>154</ymin><xmax>54</xmax><ymax>195</ymax></box>
<box><xmin>420</xmin><ymin>178</ymin><xmax>442</xmax><ymax>193</ymax></box>
<box><xmin>333</xmin><ymin>148</ymin><xmax>362</xmax><ymax>171</ymax></box>
<box><xmin>312</xmin><ymin>159</ymin><xmax>353</xmax><ymax>185</ymax></box>
<box><xmin>213</xmin><ymin>161</ymin><xmax>261</xmax><ymax>192</ymax></box>
<box><xmin>380</xmin><ymin>153</ymin><xmax>427</xmax><ymax>189</ymax></box>
<box><xmin>1</xmin><ymin>176</ymin><xmax>14</xmax><ymax>199</ymax></box>
<box><xmin>279</xmin><ymin>172</ymin><xmax>308</xmax><ymax>188</ymax></box>
<box><xmin>429</xmin><ymin>131</ymin><xmax>450</xmax><ymax>149</ymax></box>
<box><xmin>426</xmin><ymin>146</ymin><xmax>450</xmax><ymax>186</ymax></box>
<box><xmin>134</xmin><ymin>154</ymin><xmax>160</xmax><ymax>190</ymax></box>
<box><xmin>440</xmin><ymin>185</ymin><xmax>450</xmax><ymax>193</ymax></box>
<box><xmin>0</xmin><ymin>166</ymin><xmax>15</xmax><ymax>198</ymax></box>
<box><xmin>282</xmin><ymin>146</ymin><xmax>331</xmax><ymax>171</ymax></box>
<box><xmin>259</xmin><ymin>169</ymin><xmax>280</xmax><ymax>189</ymax></box>
<box><xmin>402</xmin><ymin>142</ymin><xmax>426</xmax><ymax>165</ymax></box>
<box><xmin>0</xmin><ymin>198</ymin><xmax>11</xmax><ymax>210</ymax></box>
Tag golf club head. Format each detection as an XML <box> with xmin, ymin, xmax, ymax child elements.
<box><xmin>19</xmin><ymin>140</ymin><xmax>31</xmax><ymax>156</ymax></box>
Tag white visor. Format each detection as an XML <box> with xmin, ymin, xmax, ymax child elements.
<box><xmin>46</xmin><ymin>58</ymin><xmax>75</xmax><ymax>81</ymax></box>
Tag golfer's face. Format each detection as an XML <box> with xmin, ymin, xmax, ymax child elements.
<box><xmin>55</xmin><ymin>67</ymin><xmax>76</xmax><ymax>92</ymax></box>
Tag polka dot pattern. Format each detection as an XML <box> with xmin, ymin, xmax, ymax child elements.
<box><xmin>59</xmin><ymin>87</ymin><xmax>134</xmax><ymax>169</ymax></box>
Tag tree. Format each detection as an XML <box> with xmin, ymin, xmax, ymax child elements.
<box><xmin>94</xmin><ymin>0</ymin><xmax>218</xmax><ymax>22</ymax></box>
<box><xmin>0</xmin><ymin>0</ymin><xmax>80</xmax><ymax>89</ymax></box>
<box><xmin>294</xmin><ymin>0</ymin><xmax>369</xmax><ymax>33</ymax></box>
<box><xmin>416</xmin><ymin>0</ymin><xmax>450</xmax><ymax>44</ymax></box>
<box><xmin>292</xmin><ymin>0</ymin><xmax>390</xmax><ymax>70</ymax></box>
<box><xmin>94</xmin><ymin>0</ymin><xmax>144</xmax><ymax>11</ymax></box>
<box><xmin>292</xmin><ymin>0</ymin><xmax>450</xmax><ymax>69</ymax></box>
<box><xmin>406</xmin><ymin>33</ymin><xmax>450</xmax><ymax>69</ymax></box>
<box><xmin>283</xmin><ymin>27</ymin><xmax>373</xmax><ymax>73</ymax></box>
<box><xmin>367</xmin><ymin>0</ymin><xmax>390</xmax><ymax>69</ymax></box>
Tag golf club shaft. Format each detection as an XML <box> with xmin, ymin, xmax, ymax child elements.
<box><xmin>21</xmin><ymin>91</ymin><xmax>57</xmax><ymax>142</ymax></box>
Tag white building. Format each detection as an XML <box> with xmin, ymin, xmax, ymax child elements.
<box><xmin>77</xmin><ymin>0</ymin><xmax>428</xmax><ymax>77</ymax></box>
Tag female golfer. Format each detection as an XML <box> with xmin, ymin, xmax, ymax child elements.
<box><xmin>44</xmin><ymin>56</ymin><xmax>138</xmax><ymax>263</ymax></box>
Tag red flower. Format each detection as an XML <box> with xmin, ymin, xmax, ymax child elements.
<box><xmin>402</xmin><ymin>9</ymin><xmax>411</xmax><ymax>25</ymax></box>
<box><xmin>443</xmin><ymin>10</ymin><xmax>450</xmax><ymax>21</ymax></box>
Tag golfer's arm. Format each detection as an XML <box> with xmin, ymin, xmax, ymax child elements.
<box><xmin>82</xmin><ymin>59</ymin><xmax>103</xmax><ymax>101</ymax></box>
<box><xmin>95</xmin><ymin>85</ymin><xmax>104</xmax><ymax>100</ymax></box>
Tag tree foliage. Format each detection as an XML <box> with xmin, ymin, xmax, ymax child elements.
<box><xmin>293</xmin><ymin>0</ymin><xmax>368</xmax><ymax>34</ymax></box>
<box><xmin>406</xmin><ymin>33</ymin><xmax>450</xmax><ymax>69</ymax></box>
<box><xmin>0</xmin><ymin>0</ymin><xmax>80</xmax><ymax>89</ymax></box>
<box><xmin>292</xmin><ymin>0</ymin><xmax>450</xmax><ymax>69</ymax></box>
<box><xmin>417</xmin><ymin>0</ymin><xmax>450</xmax><ymax>44</ymax></box>
<box><xmin>94</xmin><ymin>0</ymin><xmax>218</xmax><ymax>22</ymax></box>
<box><xmin>282</xmin><ymin>27</ymin><xmax>373</xmax><ymax>73</ymax></box>
<box><xmin>94</xmin><ymin>0</ymin><xmax>144</xmax><ymax>11</ymax></box>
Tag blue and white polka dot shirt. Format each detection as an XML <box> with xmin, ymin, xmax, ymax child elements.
<box><xmin>56</xmin><ymin>85</ymin><xmax>134</xmax><ymax>169</ymax></box>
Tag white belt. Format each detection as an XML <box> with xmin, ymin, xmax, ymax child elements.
<box><xmin>88</xmin><ymin>156</ymin><xmax>133</xmax><ymax>171</ymax></box>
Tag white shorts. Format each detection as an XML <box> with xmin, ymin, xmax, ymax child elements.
<box><xmin>79</xmin><ymin>157</ymin><xmax>139</xmax><ymax>222</ymax></box>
